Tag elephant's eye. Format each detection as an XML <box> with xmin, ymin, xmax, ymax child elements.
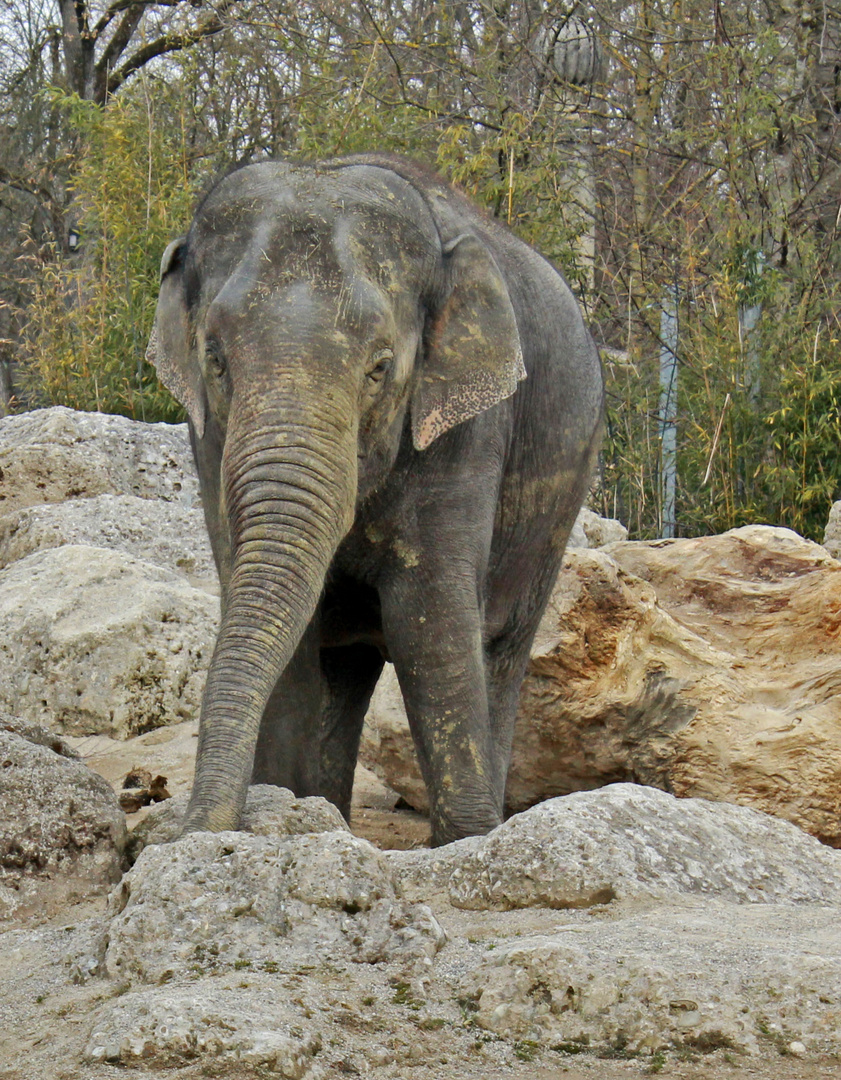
<box><xmin>204</xmin><ymin>337</ymin><xmax>227</xmax><ymax>378</ymax></box>
<box><xmin>366</xmin><ymin>349</ymin><xmax>393</xmax><ymax>385</ymax></box>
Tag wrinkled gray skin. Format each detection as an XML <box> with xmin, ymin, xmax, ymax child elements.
<box><xmin>147</xmin><ymin>154</ymin><xmax>603</xmax><ymax>846</ymax></box>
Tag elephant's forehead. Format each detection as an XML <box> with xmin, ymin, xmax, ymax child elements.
<box><xmin>191</xmin><ymin>167</ymin><xmax>438</xmax><ymax>303</ymax></box>
<box><xmin>194</xmin><ymin>163</ymin><xmax>438</xmax><ymax>253</ymax></box>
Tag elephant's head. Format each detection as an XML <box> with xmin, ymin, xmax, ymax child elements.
<box><xmin>146</xmin><ymin>159</ymin><xmax>524</xmax><ymax>833</ymax></box>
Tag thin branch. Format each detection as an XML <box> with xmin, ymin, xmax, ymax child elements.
<box><xmin>0</xmin><ymin>166</ymin><xmax>60</xmax><ymax>215</ymax></box>
<box><xmin>702</xmin><ymin>393</ymin><xmax>731</xmax><ymax>486</ymax></box>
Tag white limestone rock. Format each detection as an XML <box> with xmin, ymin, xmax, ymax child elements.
<box><xmin>85</xmin><ymin>985</ymin><xmax>322</xmax><ymax>1073</ymax></box>
<box><xmin>0</xmin><ymin>712</ymin><xmax>80</xmax><ymax>759</ymax></box>
<box><xmin>391</xmin><ymin>785</ymin><xmax>841</xmax><ymax>909</ymax></box>
<box><xmin>105</xmin><ymin>831</ymin><xmax>446</xmax><ymax>986</ymax></box>
<box><xmin>567</xmin><ymin>505</ymin><xmax>628</xmax><ymax>549</ymax></box>
<box><xmin>0</xmin><ymin>544</ymin><xmax>218</xmax><ymax>738</ymax></box>
<box><xmin>823</xmin><ymin>499</ymin><xmax>841</xmax><ymax>557</ymax></box>
<box><xmin>0</xmin><ymin>727</ymin><xmax>126</xmax><ymax>921</ymax></box>
<box><xmin>461</xmin><ymin>901</ymin><xmax>841</xmax><ymax>1055</ymax></box>
<box><xmin>128</xmin><ymin>784</ymin><xmax>349</xmax><ymax>858</ymax></box>
<box><xmin>0</xmin><ymin>493</ymin><xmax>215</xmax><ymax>585</ymax></box>
<box><xmin>0</xmin><ymin>406</ymin><xmax>197</xmax><ymax>515</ymax></box>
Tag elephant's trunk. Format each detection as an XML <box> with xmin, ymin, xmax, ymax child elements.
<box><xmin>182</xmin><ymin>388</ymin><xmax>356</xmax><ymax>833</ymax></box>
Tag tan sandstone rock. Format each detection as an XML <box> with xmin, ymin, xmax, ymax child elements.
<box><xmin>363</xmin><ymin>525</ymin><xmax>841</xmax><ymax>846</ymax></box>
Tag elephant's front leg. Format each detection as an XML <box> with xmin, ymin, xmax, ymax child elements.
<box><xmin>252</xmin><ymin>619</ymin><xmax>323</xmax><ymax>796</ymax></box>
<box><xmin>380</xmin><ymin>580</ymin><xmax>502</xmax><ymax>846</ymax></box>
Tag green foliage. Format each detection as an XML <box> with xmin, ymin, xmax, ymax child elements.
<box><xmin>437</xmin><ymin>112</ymin><xmax>594</xmax><ymax>292</ymax></box>
<box><xmin>601</xmin><ymin>248</ymin><xmax>841</xmax><ymax>542</ymax></box>
<box><xmin>21</xmin><ymin>88</ymin><xmax>194</xmax><ymax>422</ymax></box>
<box><xmin>295</xmin><ymin>50</ymin><xmax>442</xmax><ymax>160</ymax></box>
<box><xmin>597</xmin><ymin>16</ymin><xmax>841</xmax><ymax>542</ymax></box>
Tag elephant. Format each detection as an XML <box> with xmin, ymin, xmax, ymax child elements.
<box><xmin>146</xmin><ymin>153</ymin><xmax>603</xmax><ymax>846</ymax></box>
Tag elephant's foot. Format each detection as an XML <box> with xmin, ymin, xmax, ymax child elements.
<box><xmin>429</xmin><ymin>799</ymin><xmax>502</xmax><ymax>847</ymax></box>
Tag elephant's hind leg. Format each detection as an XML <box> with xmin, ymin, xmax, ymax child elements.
<box><xmin>380</xmin><ymin>580</ymin><xmax>503</xmax><ymax>847</ymax></box>
<box><xmin>252</xmin><ymin>621</ymin><xmax>323</xmax><ymax>796</ymax></box>
<box><xmin>319</xmin><ymin>643</ymin><xmax>385</xmax><ymax>820</ymax></box>
<box><xmin>483</xmin><ymin>534</ymin><xmax>571</xmax><ymax>799</ymax></box>
<box><xmin>484</xmin><ymin>630</ymin><xmax>539</xmax><ymax>801</ymax></box>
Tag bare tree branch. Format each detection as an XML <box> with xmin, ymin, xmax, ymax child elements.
<box><xmin>92</xmin><ymin>0</ymin><xmax>178</xmax><ymax>40</ymax></box>
<box><xmin>104</xmin><ymin>0</ymin><xmax>240</xmax><ymax>100</ymax></box>
<box><xmin>95</xmin><ymin>4</ymin><xmax>146</xmax><ymax>95</ymax></box>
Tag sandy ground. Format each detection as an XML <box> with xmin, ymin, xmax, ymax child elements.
<box><xmin>66</xmin><ymin>719</ymin><xmax>433</xmax><ymax>851</ymax></box>
<box><xmin>0</xmin><ymin>725</ymin><xmax>837</xmax><ymax>1080</ymax></box>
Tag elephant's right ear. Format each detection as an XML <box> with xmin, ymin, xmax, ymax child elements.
<box><xmin>146</xmin><ymin>238</ymin><xmax>207</xmax><ymax>437</ymax></box>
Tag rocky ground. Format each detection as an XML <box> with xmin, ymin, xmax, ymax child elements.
<box><xmin>3</xmin><ymin>723</ymin><xmax>841</xmax><ymax>1080</ymax></box>
<box><xmin>4</xmin><ymin>407</ymin><xmax>841</xmax><ymax>1080</ymax></box>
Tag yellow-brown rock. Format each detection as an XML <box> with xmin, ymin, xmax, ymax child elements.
<box><xmin>363</xmin><ymin>525</ymin><xmax>841</xmax><ymax>846</ymax></box>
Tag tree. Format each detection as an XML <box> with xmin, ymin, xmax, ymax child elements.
<box><xmin>5</xmin><ymin>0</ymin><xmax>841</xmax><ymax>539</ymax></box>
<box><xmin>56</xmin><ymin>0</ymin><xmax>240</xmax><ymax>105</ymax></box>
<box><xmin>0</xmin><ymin>0</ymin><xmax>244</xmax><ymax>411</ymax></box>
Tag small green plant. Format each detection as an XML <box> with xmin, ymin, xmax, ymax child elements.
<box><xmin>551</xmin><ymin>1038</ymin><xmax>590</xmax><ymax>1055</ymax></box>
<box><xmin>513</xmin><ymin>1039</ymin><xmax>540</xmax><ymax>1062</ymax></box>
<box><xmin>418</xmin><ymin>1017</ymin><xmax>447</xmax><ymax>1031</ymax></box>
<box><xmin>472</xmin><ymin>1032</ymin><xmax>501</xmax><ymax>1048</ymax></box>
<box><xmin>683</xmin><ymin>1030</ymin><xmax>738</xmax><ymax>1054</ymax></box>
<box><xmin>457</xmin><ymin>994</ymin><xmax>480</xmax><ymax>1024</ymax></box>
<box><xmin>645</xmin><ymin>1049</ymin><xmax>667</xmax><ymax>1074</ymax></box>
<box><xmin>596</xmin><ymin>1037</ymin><xmax>642</xmax><ymax>1060</ymax></box>
<box><xmin>755</xmin><ymin>1019</ymin><xmax>794</xmax><ymax>1054</ymax></box>
<box><xmin>391</xmin><ymin>981</ymin><xmax>421</xmax><ymax>1008</ymax></box>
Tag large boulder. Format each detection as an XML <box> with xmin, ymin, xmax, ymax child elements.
<box><xmin>0</xmin><ymin>493</ymin><xmax>215</xmax><ymax>585</ymax></box>
<box><xmin>0</xmin><ymin>721</ymin><xmax>126</xmax><ymax>922</ymax></box>
<box><xmin>599</xmin><ymin>526</ymin><xmax>841</xmax><ymax>844</ymax></box>
<box><xmin>0</xmin><ymin>544</ymin><xmax>217</xmax><ymax>738</ymax></box>
<box><xmin>363</xmin><ymin>526</ymin><xmax>841</xmax><ymax>846</ymax></box>
<box><xmin>0</xmin><ymin>406</ymin><xmax>197</xmax><ymax>515</ymax></box>
<box><xmin>86</xmin><ymin>986</ymin><xmax>323</xmax><ymax>1072</ymax></box>
<box><xmin>447</xmin><ymin>789</ymin><xmax>841</xmax><ymax>1056</ymax></box>
<box><xmin>104</xmin><ymin>830</ymin><xmax>446</xmax><ymax>987</ymax></box>
<box><xmin>85</xmin><ymin>825</ymin><xmax>445</xmax><ymax>1072</ymax></box>
<box><xmin>390</xmin><ymin>784</ymin><xmax>841</xmax><ymax>909</ymax></box>
<box><xmin>460</xmin><ymin>901</ymin><xmax>841</xmax><ymax>1056</ymax></box>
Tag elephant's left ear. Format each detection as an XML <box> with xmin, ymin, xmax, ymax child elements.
<box><xmin>146</xmin><ymin>237</ymin><xmax>207</xmax><ymax>437</ymax></box>
<box><xmin>412</xmin><ymin>232</ymin><xmax>525</xmax><ymax>450</ymax></box>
